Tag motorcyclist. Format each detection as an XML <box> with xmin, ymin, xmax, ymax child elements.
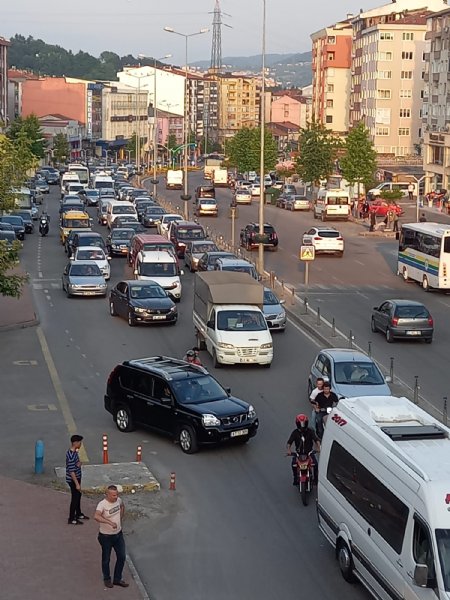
<box><xmin>313</xmin><ymin>382</ymin><xmax>338</xmax><ymax>439</ymax></box>
<box><xmin>286</xmin><ymin>414</ymin><xmax>320</xmax><ymax>486</ymax></box>
<box><xmin>184</xmin><ymin>347</ymin><xmax>202</xmax><ymax>366</ymax></box>
<box><xmin>39</xmin><ymin>212</ymin><xmax>49</xmax><ymax>236</ymax></box>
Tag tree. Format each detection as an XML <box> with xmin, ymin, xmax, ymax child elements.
<box><xmin>226</xmin><ymin>127</ymin><xmax>277</xmax><ymax>174</ymax></box>
<box><xmin>296</xmin><ymin>120</ymin><xmax>339</xmax><ymax>187</ymax></box>
<box><xmin>52</xmin><ymin>132</ymin><xmax>70</xmax><ymax>164</ymax></box>
<box><xmin>340</xmin><ymin>122</ymin><xmax>377</xmax><ymax>197</ymax></box>
<box><xmin>7</xmin><ymin>115</ymin><xmax>46</xmax><ymax>159</ymax></box>
<box><xmin>126</xmin><ymin>133</ymin><xmax>137</xmax><ymax>159</ymax></box>
<box><xmin>0</xmin><ymin>241</ymin><xmax>28</xmax><ymax>298</ymax></box>
<box><xmin>167</xmin><ymin>134</ymin><xmax>177</xmax><ymax>150</ymax></box>
<box><xmin>0</xmin><ymin>135</ymin><xmax>37</xmax><ymax>213</ymax></box>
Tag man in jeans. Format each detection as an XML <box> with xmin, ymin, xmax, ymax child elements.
<box><xmin>95</xmin><ymin>485</ymin><xmax>129</xmax><ymax>588</ymax></box>
<box><xmin>66</xmin><ymin>434</ymin><xmax>89</xmax><ymax>525</ymax></box>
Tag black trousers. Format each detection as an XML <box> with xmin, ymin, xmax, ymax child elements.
<box><xmin>68</xmin><ymin>480</ymin><xmax>82</xmax><ymax>521</ymax></box>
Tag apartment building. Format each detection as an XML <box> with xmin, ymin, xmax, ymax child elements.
<box><xmin>311</xmin><ymin>19</ymin><xmax>352</xmax><ymax>134</ymax></box>
<box><xmin>350</xmin><ymin>0</ymin><xmax>447</xmax><ymax>157</ymax></box>
<box><xmin>7</xmin><ymin>69</ymin><xmax>36</xmax><ymax>123</ymax></box>
<box><xmin>0</xmin><ymin>37</ymin><xmax>9</xmax><ymax>125</ymax></box>
<box><xmin>270</xmin><ymin>91</ymin><xmax>312</xmax><ymax>130</ymax></box>
<box><xmin>101</xmin><ymin>84</ymin><xmax>148</xmax><ymax>142</ymax></box>
<box><xmin>422</xmin><ymin>7</ymin><xmax>450</xmax><ymax>191</ymax></box>
<box><xmin>215</xmin><ymin>73</ymin><xmax>260</xmax><ymax>144</ymax></box>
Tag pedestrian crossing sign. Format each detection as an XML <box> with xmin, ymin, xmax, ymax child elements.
<box><xmin>299</xmin><ymin>246</ymin><xmax>315</xmax><ymax>261</ymax></box>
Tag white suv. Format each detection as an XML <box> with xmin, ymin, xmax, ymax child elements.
<box><xmin>134</xmin><ymin>250</ymin><xmax>183</xmax><ymax>300</ymax></box>
<box><xmin>302</xmin><ymin>227</ymin><xmax>344</xmax><ymax>257</ymax></box>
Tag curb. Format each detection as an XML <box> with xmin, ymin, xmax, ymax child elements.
<box><xmin>0</xmin><ymin>314</ymin><xmax>40</xmax><ymax>333</ymax></box>
<box><xmin>126</xmin><ymin>554</ymin><xmax>151</xmax><ymax>600</ymax></box>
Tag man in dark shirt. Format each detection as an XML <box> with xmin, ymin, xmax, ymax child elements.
<box><xmin>66</xmin><ymin>434</ymin><xmax>89</xmax><ymax>525</ymax></box>
<box><xmin>313</xmin><ymin>382</ymin><xmax>338</xmax><ymax>438</ymax></box>
<box><xmin>286</xmin><ymin>414</ymin><xmax>320</xmax><ymax>486</ymax></box>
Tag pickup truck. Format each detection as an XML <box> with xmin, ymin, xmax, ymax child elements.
<box><xmin>193</xmin><ymin>271</ymin><xmax>273</xmax><ymax>368</ymax></box>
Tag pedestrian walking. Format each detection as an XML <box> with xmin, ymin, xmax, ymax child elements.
<box><xmin>369</xmin><ymin>210</ymin><xmax>376</xmax><ymax>232</ymax></box>
<box><xmin>408</xmin><ymin>182</ymin><xmax>414</xmax><ymax>201</ymax></box>
<box><xmin>419</xmin><ymin>213</ymin><xmax>427</xmax><ymax>223</ymax></box>
<box><xmin>95</xmin><ymin>485</ymin><xmax>129</xmax><ymax>589</ymax></box>
<box><xmin>66</xmin><ymin>434</ymin><xmax>89</xmax><ymax>525</ymax></box>
<box><xmin>393</xmin><ymin>211</ymin><xmax>399</xmax><ymax>233</ymax></box>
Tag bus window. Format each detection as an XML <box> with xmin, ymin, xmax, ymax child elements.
<box><xmin>443</xmin><ymin>236</ymin><xmax>450</xmax><ymax>254</ymax></box>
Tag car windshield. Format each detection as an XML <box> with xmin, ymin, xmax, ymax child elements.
<box><xmin>2</xmin><ymin>216</ymin><xmax>22</xmax><ymax>225</ymax></box>
<box><xmin>164</xmin><ymin>216</ymin><xmax>182</xmax><ymax>224</ymax></box>
<box><xmin>177</xmin><ymin>228</ymin><xmax>205</xmax><ymax>240</ymax></box>
<box><xmin>113</xmin><ymin>206</ymin><xmax>135</xmax><ymax>214</ymax></box>
<box><xmin>140</xmin><ymin>263</ymin><xmax>177</xmax><ymax>277</ymax></box>
<box><xmin>142</xmin><ymin>243</ymin><xmax>173</xmax><ymax>252</ymax></box>
<box><xmin>217</xmin><ymin>310</ymin><xmax>267</xmax><ymax>331</ymax></box>
<box><xmin>86</xmin><ymin>191</ymin><xmax>98</xmax><ymax>197</ymax></box>
<box><xmin>264</xmin><ymin>290</ymin><xmax>279</xmax><ymax>305</ymax></box>
<box><xmin>396</xmin><ymin>306</ymin><xmax>429</xmax><ymax>318</ymax></box>
<box><xmin>77</xmin><ymin>249</ymin><xmax>105</xmax><ymax>260</ymax></box>
<box><xmin>333</xmin><ymin>361</ymin><xmax>385</xmax><ymax>385</ymax></box>
<box><xmin>70</xmin><ymin>264</ymin><xmax>101</xmax><ymax>276</ymax></box>
<box><xmin>79</xmin><ymin>237</ymin><xmax>103</xmax><ymax>247</ymax></box>
<box><xmin>436</xmin><ymin>529</ymin><xmax>450</xmax><ymax>591</ymax></box>
<box><xmin>112</xmin><ymin>230</ymin><xmax>134</xmax><ymax>240</ymax></box>
<box><xmin>145</xmin><ymin>208</ymin><xmax>165</xmax><ymax>215</ymax></box>
<box><xmin>129</xmin><ymin>285</ymin><xmax>166</xmax><ymax>299</ymax></box>
<box><xmin>199</xmin><ymin>199</ymin><xmax>216</xmax><ymax>205</ymax></box>
<box><xmin>171</xmin><ymin>375</ymin><xmax>227</xmax><ymax>405</ymax></box>
<box><xmin>222</xmin><ymin>265</ymin><xmax>256</xmax><ymax>278</ymax></box>
<box><xmin>191</xmin><ymin>243</ymin><xmax>217</xmax><ymax>254</ymax></box>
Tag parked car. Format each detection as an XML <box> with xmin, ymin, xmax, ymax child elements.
<box><xmin>240</xmin><ymin>223</ymin><xmax>278</xmax><ymax>251</ymax></box>
<box><xmin>371</xmin><ymin>299</ymin><xmax>433</xmax><ymax>343</ymax></box>
<box><xmin>61</xmin><ymin>261</ymin><xmax>107</xmax><ymax>297</ymax></box>
<box><xmin>308</xmin><ymin>348</ymin><xmax>391</xmax><ymax>399</ymax></box>
<box><xmin>262</xmin><ymin>288</ymin><xmax>286</xmax><ymax>331</ymax></box>
<box><xmin>285</xmin><ymin>194</ymin><xmax>310</xmax><ymax>211</ymax></box>
<box><xmin>104</xmin><ymin>356</ymin><xmax>259</xmax><ymax>453</ymax></box>
<box><xmin>109</xmin><ymin>280</ymin><xmax>177</xmax><ymax>326</ymax></box>
<box><xmin>184</xmin><ymin>240</ymin><xmax>219</xmax><ymax>272</ymax></box>
<box><xmin>302</xmin><ymin>227</ymin><xmax>344</xmax><ymax>256</ymax></box>
<box><xmin>0</xmin><ymin>215</ymin><xmax>25</xmax><ymax>240</ymax></box>
<box><xmin>11</xmin><ymin>211</ymin><xmax>34</xmax><ymax>233</ymax></box>
<box><xmin>0</xmin><ymin>229</ymin><xmax>17</xmax><ymax>246</ymax></box>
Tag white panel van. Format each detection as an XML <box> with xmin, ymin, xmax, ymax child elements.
<box><xmin>314</xmin><ymin>189</ymin><xmax>350</xmax><ymax>221</ymax></box>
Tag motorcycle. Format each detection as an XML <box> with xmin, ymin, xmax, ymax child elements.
<box><xmin>39</xmin><ymin>216</ymin><xmax>49</xmax><ymax>237</ymax></box>
<box><xmin>315</xmin><ymin>406</ymin><xmax>333</xmax><ymax>440</ymax></box>
<box><xmin>292</xmin><ymin>451</ymin><xmax>315</xmax><ymax>506</ymax></box>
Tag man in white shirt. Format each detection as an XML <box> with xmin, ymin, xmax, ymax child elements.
<box><xmin>408</xmin><ymin>183</ymin><xmax>414</xmax><ymax>201</ymax></box>
<box><xmin>309</xmin><ymin>377</ymin><xmax>325</xmax><ymax>431</ymax></box>
<box><xmin>94</xmin><ymin>485</ymin><xmax>129</xmax><ymax>588</ymax></box>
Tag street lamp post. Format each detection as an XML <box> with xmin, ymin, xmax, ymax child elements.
<box><xmin>127</xmin><ymin>71</ymin><xmax>146</xmax><ymax>174</ymax></box>
<box><xmin>164</xmin><ymin>26</ymin><xmax>209</xmax><ymax>219</ymax></box>
<box><xmin>258</xmin><ymin>0</ymin><xmax>267</xmax><ymax>274</ymax></box>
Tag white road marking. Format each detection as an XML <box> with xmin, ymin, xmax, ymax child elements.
<box><xmin>357</xmin><ymin>291</ymin><xmax>370</xmax><ymax>300</ymax></box>
<box><xmin>287</xmin><ymin>317</ymin><xmax>321</xmax><ymax>348</ymax></box>
<box><xmin>354</xmin><ymin>260</ymin><xmax>365</xmax><ymax>266</ymax></box>
<box><xmin>38</xmin><ymin>271</ymin><xmax>43</xmax><ymax>278</ymax></box>
<box><xmin>45</xmin><ymin>295</ymin><xmax>51</xmax><ymax>301</ymax></box>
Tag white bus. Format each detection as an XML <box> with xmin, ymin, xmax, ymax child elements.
<box><xmin>398</xmin><ymin>222</ymin><xmax>450</xmax><ymax>291</ymax></box>
<box><xmin>68</xmin><ymin>164</ymin><xmax>89</xmax><ymax>187</ymax></box>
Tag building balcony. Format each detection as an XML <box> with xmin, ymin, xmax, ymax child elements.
<box><xmin>434</xmin><ymin>50</ymin><xmax>442</xmax><ymax>59</ymax></box>
<box><xmin>423</xmin><ymin>73</ymin><xmax>429</xmax><ymax>82</ymax></box>
<box><xmin>433</xmin><ymin>73</ymin><xmax>440</xmax><ymax>82</ymax></box>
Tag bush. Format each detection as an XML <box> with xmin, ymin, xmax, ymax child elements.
<box><xmin>380</xmin><ymin>190</ymin><xmax>403</xmax><ymax>201</ymax></box>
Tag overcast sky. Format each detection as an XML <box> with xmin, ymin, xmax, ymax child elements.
<box><xmin>3</xmin><ymin>0</ymin><xmax>377</xmax><ymax>64</ymax></box>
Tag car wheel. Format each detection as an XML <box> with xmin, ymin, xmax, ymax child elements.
<box><xmin>110</xmin><ymin>301</ymin><xmax>117</xmax><ymax>316</ymax></box>
<box><xmin>425</xmin><ymin>338</ymin><xmax>433</xmax><ymax>344</ymax></box>
<box><xmin>115</xmin><ymin>405</ymin><xmax>134</xmax><ymax>432</ymax></box>
<box><xmin>371</xmin><ymin>318</ymin><xmax>377</xmax><ymax>333</ymax></box>
<box><xmin>321</xmin><ymin>213</ymin><xmax>326</xmax><ymax>222</ymax></box>
<box><xmin>313</xmin><ymin>210</ymin><xmax>318</xmax><ymax>219</ymax></box>
<box><xmin>337</xmin><ymin>251</ymin><xmax>344</xmax><ymax>257</ymax></box>
<box><xmin>337</xmin><ymin>540</ymin><xmax>355</xmax><ymax>583</ymax></box>
<box><xmin>128</xmin><ymin>311</ymin><xmax>136</xmax><ymax>327</ymax></box>
<box><xmin>196</xmin><ymin>333</ymin><xmax>206</xmax><ymax>351</ymax></box>
<box><xmin>386</xmin><ymin>328</ymin><xmax>394</xmax><ymax>343</ymax></box>
<box><xmin>422</xmin><ymin>275</ymin><xmax>431</xmax><ymax>292</ymax></box>
<box><xmin>402</xmin><ymin>266</ymin><xmax>409</xmax><ymax>282</ymax></box>
<box><xmin>212</xmin><ymin>349</ymin><xmax>221</xmax><ymax>368</ymax></box>
<box><xmin>246</xmin><ymin>241</ymin><xmax>252</xmax><ymax>252</ymax></box>
<box><xmin>178</xmin><ymin>424</ymin><xmax>198</xmax><ymax>454</ymax></box>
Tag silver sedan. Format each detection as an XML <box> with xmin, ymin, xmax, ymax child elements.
<box><xmin>62</xmin><ymin>261</ymin><xmax>107</xmax><ymax>297</ymax></box>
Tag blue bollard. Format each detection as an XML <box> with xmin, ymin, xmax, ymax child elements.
<box><xmin>35</xmin><ymin>440</ymin><xmax>44</xmax><ymax>474</ymax></box>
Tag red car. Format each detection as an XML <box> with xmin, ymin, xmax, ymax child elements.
<box><xmin>368</xmin><ymin>200</ymin><xmax>403</xmax><ymax>217</ymax></box>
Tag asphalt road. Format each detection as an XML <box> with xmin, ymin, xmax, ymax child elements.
<box><xmin>5</xmin><ymin>183</ymin><xmax>370</xmax><ymax>600</ymax></box>
<box><xmin>158</xmin><ymin>172</ymin><xmax>450</xmax><ymax>413</ymax></box>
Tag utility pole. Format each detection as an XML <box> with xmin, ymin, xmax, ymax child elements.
<box><xmin>258</xmin><ymin>0</ymin><xmax>266</xmax><ymax>275</ymax></box>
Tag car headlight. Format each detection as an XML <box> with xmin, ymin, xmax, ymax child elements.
<box><xmin>202</xmin><ymin>414</ymin><xmax>221</xmax><ymax>427</ymax></box>
<box><xmin>218</xmin><ymin>342</ymin><xmax>235</xmax><ymax>349</ymax></box>
<box><xmin>134</xmin><ymin>307</ymin><xmax>146</xmax><ymax>313</ymax></box>
<box><xmin>100</xmin><ymin>283</ymin><xmax>107</xmax><ymax>288</ymax></box>
<box><xmin>280</xmin><ymin>311</ymin><xmax>286</xmax><ymax>319</ymax></box>
<box><xmin>261</xmin><ymin>343</ymin><xmax>273</xmax><ymax>349</ymax></box>
<box><xmin>112</xmin><ymin>243</ymin><xmax>119</xmax><ymax>248</ymax></box>
<box><xmin>169</xmin><ymin>305</ymin><xmax>177</xmax><ymax>313</ymax></box>
<box><xmin>248</xmin><ymin>404</ymin><xmax>256</xmax><ymax>419</ymax></box>
<box><xmin>70</xmin><ymin>284</ymin><xmax>80</xmax><ymax>289</ymax></box>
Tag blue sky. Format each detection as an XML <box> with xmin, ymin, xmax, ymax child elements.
<box><xmin>3</xmin><ymin>0</ymin><xmax>377</xmax><ymax>63</ymax></box>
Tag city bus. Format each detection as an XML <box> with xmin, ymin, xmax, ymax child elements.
<box><xmin>398</xmin><ymin>222</ymin><xmax>450</xmax><ymax>291</ymax></box>
<box><xmin>68</xmin><ymin>164</ymin><xmax>89</xmax><ymax>187</ymax></box>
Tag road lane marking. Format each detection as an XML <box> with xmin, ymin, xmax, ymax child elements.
<box><xmin>354</xmin><ymin>260</ymin><xmax>365</xmax><ymax>266</ymax></box>
<box><xmin>287</xmin><ymin>317</ymin><xmax>321</xmax><ymax>348</ymax></box>
<box><xmin>36</xmin><ymin>327</ymin><xmax>89</xmax><ymax>463</ymax></box>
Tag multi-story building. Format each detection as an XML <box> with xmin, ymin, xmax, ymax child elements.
<box><xmin>350</xmin><ymin>0</ymin><xmax>446</xmax><ymax>157</ymax></box>
<box><xmin>311</xmin><ymin>18</ymin><xmax>352</xmax><ymax>134</ymax></box>
<box><xmin>270</xmin><ymin>91</ymin><xmax>312</xmax><ymax>130</ymax></box>
<box><xmin>0</xmin><ymin>36</ymin><xmax>9</xmax><ymax>125</ymax></box>
<box><xmin>38</xmin><ymin>114</ymin><xmax>84</xmax><ymax>160</ymax></box>
<box><xmin>422</xmin><ymin>7</ymin><xmax>450</xmax><ymax>191</ymax></box>
<box><xmin>215</xmin><ymin>73</ymin><xmax>261</xmax><ymax>144</ymax></box>
<box><xmin>7</xmin><ymin>69</ymin><xmax>36</xmax><ymax>123</ymax></box>
<box><xmin>101</xmin><ymin>83</ymin><xmax>148</xmax><ymax>143</ymax></box>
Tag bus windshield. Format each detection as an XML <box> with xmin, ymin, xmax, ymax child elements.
<box><xmin>69</xmin><ymin>167</ymin><xmax>89</xmax><ymax>184</ymax></box>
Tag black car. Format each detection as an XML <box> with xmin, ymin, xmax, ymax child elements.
<box><xmin>0</xmin><ymin>229</ymin><xmax>17</xmax><ymax>246</ymax></box>
<box><xmin>110</xmin><ymin>280</ymin><xmax>178</xmax><ymax>326</ymax></box>
<box><xmin>371</xmin><ymin>299</ymin><xmax>434</xmax><ymax>343</ymax></box>
<box><xmin>12</xmin><ymin>211</ymin><xmax>34</xmax><ymax>233</ymax></box>
<box><xmin>111</xmin><ymin>215</ymin><xmax>139</xmax><ymax>230</ymax></box>
<box><xmin>197</xmin><ymin>251</ymin><xmax>236</xmax><ymax>272</ymax></box>
<box><xmin>0</xmin><ymin>215</ymin><xmax>26</xmax><ymax>240</ymax></box>
<box><xmin>104</xmin><ymin>356</ymin><xmax>259</xmax><ymax>453</ymax></box>
<box><xmin>67</xmin><ymin>231</ymin><xmax>106</xmax><ymax>258</ymax></box>
<box><xmin>142</xmin><ymin>206</ymin><xmax>166</xmax><ymax>227</ymax></box>
<box><xmin>135</xmin><ymin>199</ymin><xmax>158</xmax><ymax>220</ymax></box>
<box><xmin>106</xmin><ymin>228</ymin><xmax>136</xmax><ymax>256</ymax></box>
<box><xmin>239</xmin><ymin>222</ymin><xmax>278</xmax><ymax>251</ymax></box>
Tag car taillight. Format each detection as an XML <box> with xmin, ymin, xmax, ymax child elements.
<box><xmin>428</xmin><ymin>316</ymin><xmax>434</xmax><ymax>326</ymax></box>
<box><xmin>272</xmin><ymin>232</ymin><xmax>278</xmax><ymax>239</ymax></box>
<box><xmin>336</xmin><ymin>237</ymin><xmax>343</xmax><ymax>241</ymax></box>
<box><xmin>107</xmin><ymin>366</ymin><xmax>120</xmax><ymax>385</ymax></box>
<box><xmin>392</xmin><ymin>317</ymin><xmax>399</xmax><ymax>326</ymax></box>
<box><xmin>314</xmin><ymin>236</ymin><xmax>321</xmax><ymax>240</ymax></box>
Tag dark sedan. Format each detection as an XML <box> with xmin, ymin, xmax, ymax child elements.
<box><xmin>371</xmin><ymin>299</ymin><xmax>433</xmax><ymax>343</ymax></box>
<box><xmin>109</xmin><ymin>280</ymin><xmax>177</xmax><ymax>326</ymax></box>
<box><xmin>197</xmin><ymin>251</ymin><xmax>236</xmax><ymax>272</ymax></box>
<box><xmin>111</xmin><ymin>215</ymin><xmax>139</xmax><ymax>230</ymax></box>
<box><xmin>135</xmin><ymin>199</ymin><xmax>158</xmax><ymax>219</ymax></box>
<box><xmin>106</xmin><ymin>228</ymin><xmax>135</xmax><ymax>256</ymax></box>
<box><xmin>0</xmin><ymin>215</ymin><xmax>26</xmax><ymax>240</ymax></box>
<box><xmin>142</xmin><ymin>206</ymin><xmax>166</xmax><ymax>227</ymax></box>
<box><xmin>12</xmin><ymin>211</ymin><xmax>34</xmax><ymax>233</ymax></box>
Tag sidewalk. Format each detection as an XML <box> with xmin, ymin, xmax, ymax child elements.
<box><xmin>0</xmin><ymin>269</ymin><xmax>38</xmax><ymax>331</ymax></box>
<box><xmin>0</xmin><ymin>475</ymin><xmax>146</xmax><ymax>600</ymax></box>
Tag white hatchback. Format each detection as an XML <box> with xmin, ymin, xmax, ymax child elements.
<box><xmin>302</xmin><ymin>227</ymin><xmax>344</xmax><ymax>257</ymax></box>
<box><xmin>71</xmin><ymin>246</ymin><xmax>111</xmax><ymax>279</ymax></box>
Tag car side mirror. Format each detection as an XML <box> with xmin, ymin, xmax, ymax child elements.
<box><xmin>180</xmin><ymin>269</ymin><xmax>184</xmax><ymax>276</ymax></box>
<box><xmin>225</xmin><ymin>387</ymin><xmax>231</xmax><ymax>395</ymax></box>
<box><xmin>69</xmin><ymin>256</ymin><xmax>74</xmax><ymax>261</ymax></box>
<box><xmin>107</xmin><ymin>256</ymin><xmax>111</xmax><ymax>261</ymax></box>
<box><xmin>207</xmin><ymin>320</ymin><xmax>214</xmax><ymax>329</ymax></box>
<box><xmin>373</xmin><ymin>306</ymin><xmax>379</xmax><ymax>311</ymax></box>
<box><xmin>385</xmin><ymin>375</ymin><xmax>392</xmax><ymax>383</ymax></box>
<box><xmin>280</xmin><ymin>299</ymin><xmax>286</xmax><ymax>305</ymax></box>
<box><xmin>413</xmin><ymin>564</ymin><xmax>428</xmax><ymax>588</ymax></box>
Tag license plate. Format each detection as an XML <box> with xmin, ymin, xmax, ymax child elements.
<box><xmin>240</xmin><ymin>357</ymin><xmax>254</xmax><ymax>363</ymax></box>
<box><xmin>83</xmin><ymin>291</ymin><xmax>96</xmax><ymax>295</ymax></box>
<box><xmin>230</xmin><ymin>429</ymin><xmax>248</xmax><ymax>438</ymax></box>
<box><xmin>152</xmin><ymin>315</ymin><xmax>166</xmax><ymax>320</ymax></box>
<box><xmin>407</xmin><ymin>330</ymin><xmax>421</xmax><ymax>335</ymax></box>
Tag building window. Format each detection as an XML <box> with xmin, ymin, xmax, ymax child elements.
<box><xmin>327</xmin><ymin>52</ymin><xmax>335</xmax><ymax>61</ymax></box>
<box><xmin>378</xmin><ymin>89</ymin><xmax>392</xmax><ymax>99</ymax></box>
<box><xmin>399</xmin><ymin>108</ymin><xmax>411</xmax><ymax>118</ymax></box>
<box><xmin>401</xmin><ymin>51</ymin><xmax>413</xmax><ymax>60</ymax></box>
<box><xmin>380</xmin><ymin>32</ymin><xmax>394</xmax><ymax>40</ymax></box>
<box><xmin>400</xmin><ymin>89</ymin><xmax>412</xmax><ymax>98</ymax></box>
<box><xmin>375</xmin><ymin>127</ymin><xmax>389</xmax><ymax>136</ymax></box>
<box><xmin>401</xmin><ymin>71</ymin><xmax>413</xmax><ymax>79</ymax></box>
<box><xmin>327</xmin><ymin>84</ymin><xmax>334</xmax><ymax>93</ymax></box>
<box><xmin>327</xmin><ymin>68</ymin><xmax>335</xmax><ymax>77</ymax></box>
<box><xmin>398</xmin><ymin>128</ymin><xmax>410</xmax><ymax>136</ymax></box>
<box><xmin>326</xmin><ymin>99</ymin><xmax>334</xmax><ymax>108</ymax></box>
<box><xmin>327</xmin><ymin>36</ymin><xmax>336</xmax><ymax>44</ymax></box>
<box><xmin>378</xmin><ymin>71</ymin><xmax>392</xmax><ymax>79</ymax></box>
<box><xmin>403</xmin><ymin>32</ymin><xmax>414</xmax><ymax>41</ymax></box>
<box><xmin>379</xmin><ymin>51</ymin><xmax>393</xmax><ymax>60</ymax></box>
<box><xmin>326</xmin><ymin>115</ymin><xmax>333</xmax><ymax>124</ymax></box>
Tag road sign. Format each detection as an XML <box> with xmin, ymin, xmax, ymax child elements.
<box><xmin>299</xmin><ymin>245</ymin><xmax>315</xmax><ymax>261</ymax></box>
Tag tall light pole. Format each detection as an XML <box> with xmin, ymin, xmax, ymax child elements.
<box><xmin>258</xmin><ymin>0</ymin><xmax>267</xmax><ymax>274</ymax></box>
<box><xmin>164</xmin><ymin>26</ymin><xmax>209</xmax><ymax>220</ymax></box>
<box><xmin>127</xmin><ymin>71</ymin><xmax>146</xmax><ymax>173</ymax></box>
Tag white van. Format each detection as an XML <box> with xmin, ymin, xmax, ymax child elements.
<box><xmin>61</xmin><ymin>172</ymin><xmax>80</xmax><ymax>197</ymax></box>
<box><xmin>134</xmin><ymin>250</ymin><xmax>183</xmax><ymax>300</ymax></box>
<box><xmin>314</xmin><ymin>189</ymin><xmax>350</xmax><ymax>221</ymax></box>
<box><xmin>318</xmin><ymin>395</ymin><xmax>450</xmax><ymax>600</ymax></box>
<box><xmin>368</xmin><ymin>181</ymin><xmax>417</xmax><ymax>199</ymax></box>
<box><xmin>106</xmin><ymin>200</ymin><xmax>137</xmax><ymax>229</ymax></box>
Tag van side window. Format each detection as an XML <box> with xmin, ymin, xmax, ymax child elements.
<box><xmin>327</xmin><ymin>441</ymin><xmax>409</xmax><ymax>554</ymax></box>
<box><xmin>413</xmin><ymin>517</ymin><xmax>436</xmax><ymax>586</ymax></box>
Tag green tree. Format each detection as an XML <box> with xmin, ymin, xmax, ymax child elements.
<box><xmin>226</xmin><ymin>127</ymin><xmax>277</xmax><ymax>174</ymax></box>
<box><xmin>0</xmin><ymin>135</ymin><xmax>37</xmax><ymax>213</ymax></box>
<box><xmin>296</xmin><ymin>120</ymin><xmax>339</xmax><ymax>187</ymax></box>
<box><xmin>7</xmin><ymin>115</ymin><xmax>46</xmax><ymax>159</ymax></box>
<box><xmin>0</xmin><ymin>240</ymin><xmax>28</xmax><ymax>298</ymax></box>
<box><xmin>340</xmin><ymin>122</ymin><xmax>377</xmax><ymax>197</ymax></box>
<box><xmin>52</xmin><ymin>132</ymin><xmax>70</xmax><ymax>164</ymax></box>
<box><xmin>167</xmin><ymin>134</ymin><xmax>177</xmax><ymax>150</ymax></box>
